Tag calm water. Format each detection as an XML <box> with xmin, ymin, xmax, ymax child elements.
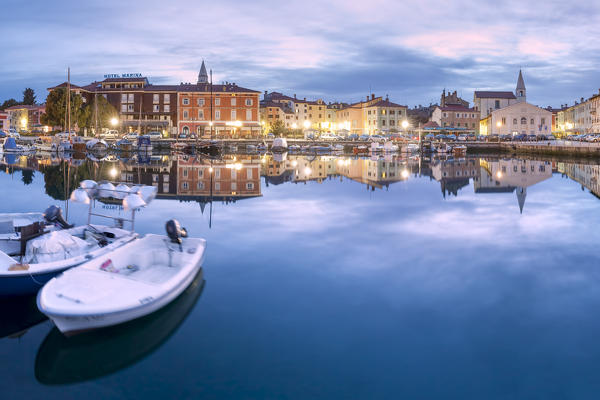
<box><xmin>1</xmin><ymin>152</ymin><xmax>600</xmax><ymax>399</ymax></box>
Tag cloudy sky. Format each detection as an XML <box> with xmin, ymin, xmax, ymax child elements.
<box><xmin>2</xmin><ymin>0</ymin><xmax>599</xmax><ymax>108</ymax></box>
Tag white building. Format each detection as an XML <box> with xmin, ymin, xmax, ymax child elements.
<box><xmin>479</xmin><ymin>70</ymin><xmax>552</xmax><ymax>136</ymax></box>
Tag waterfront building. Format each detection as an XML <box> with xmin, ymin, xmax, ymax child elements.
<box><xmin>337</xmin><ymin>94</ymin><xmax>408</xmax><ymax>135</ymax></box>
<box><xmin>478</xmin><ymin>70</ymin><xmax>551</xmax><ymax>136</ymax></box>
<box><xmin>473</xmin><ymin>71</ymin><xmax>525</xmax><ymax>119</ymax></box>
<box><xmin>4</xmin><ymin>104</ymin><xmax>47</xmax><ymax>132</ymax></box>
<box><xmin>0</xmin><ymin>111</ymin><xmax>8</xmax><ymax>131</ymax></box>
<box><xmin>259</xmin><ymin>101</ymin><xmax>295</xmax><ymax>130</ymax></box>
<box><xmin>430</xmin><ymin>105</ymin><xmax>479</xmax><ymax>132</ymax></box>
<box><xmin>558</xmin><ymin>162</ymin><xmax>600</xmax><ymax>197</ymax></box>
<box><xmin>431</xmin><ymin>158</ymin><xmax>481</xmax><ymax>197</ymax></box>
<box><xmin>177</xmin><ymin>81</ymin><xmax>260</xmax><ymax>138</ymax></box>
<box><xmin>48</xmin><ymin>61</ymin><xmax>260</xmax><ymax>137</ymax></box>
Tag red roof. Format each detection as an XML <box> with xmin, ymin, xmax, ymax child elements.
<box><xmin>369</xmin><ymin>99</ymin><xmax>407</xmax><ymax>108</ymax></box>
<box><xmin>422</xmin><ymin>121</ymin><xmax>439</xmax><ymax>128</ymax></box>
<box><xmin>4</xmin><ymin>104</ymin><xmax>45</xmax><ymax>111</ymax></box>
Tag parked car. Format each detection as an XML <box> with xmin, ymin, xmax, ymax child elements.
<box><xmin>123</xmin><ymin>133</ymin><xmax>139</xmax><ymax>141</ymax></box>
<box><xmin>320</xmin><ymin>132</ymin><xmax>337</xmax><ymax>140</ymax></box>
<box><xmin>348</xmin><ymin>134</ymin><xmax>359</xmax><ymax>141</ymax></box>
<box><xmin>526</xmin><ymin>134</ymin><xmax>537</xmax><ymax>141</ymax></box>
<box><xmin>178</xmin><ymin>132</ymin><xmax>188</xmax><ymax>139</ymax></box>
<box><xmin>146</xmin><ymin>131</ymin><xmax>163</xmax><ymax>140</ymax></box>
<box><xmin>267</xmin><ymin>133</ymin><xmax>275</xmax><ymax>139</ymax></box>
<box><xmin>100</xmin><ymin>130</ymin><xmax>119</xmax><ymax>139</ymax></box>
<box><xmin>457</xmin><ymin>134</ymin><xmax>467</xmax><ymax>141</ymax></box>
<box><xmin>370</xmin><ymin>134</ymin><xmax>385</xmax><ymax>142</ymax></box>
<box><xmin>359</xmin><ymin>134</ymin><xmax>370</xmax><ymax>141</ymax></box>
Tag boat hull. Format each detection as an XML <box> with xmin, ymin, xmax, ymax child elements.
<box><xmin>0</xmin><ymin>268</ymin><xmax>69</xmax><ymax>297</ymax></box>
<box><xmin>42</xmin><ymin>259</ymin><xmax>203</xmax><ymax>335</ymax></box>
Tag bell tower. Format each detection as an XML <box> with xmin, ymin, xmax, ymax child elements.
<box><xmin>516</xmin><ymin>69</ymin><xmax>526</xmax><ymax>103</ymax></box>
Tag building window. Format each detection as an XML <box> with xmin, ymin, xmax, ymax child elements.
<box><xmin>245</xmin><ymin>98</ymin><xmax>253</xmax><ymax>106</ymax></box>
<box><xmin>215</xmin><ymin>169</ymin><xmax>221</xmax><ymax>178</ymax></box>
<box><xmin>530</xmin><ymin>118</ymin><xmax>534</xmax><ymax>125</ymax></box>
<box><xmin>153</xmin><ymin>94</ymin><xmax>159</xmax><ymax>104</ymax></box>
<box><xmin>231</xmin><ymin>98</ymin><xmax>236</xmax><ymax>106</ymax></box>
<box><xmin>247</xmin><ymin>169</ymin><xmax>252</xmax><ymax>179</ymax></box>
<box><xmin>513</xmin><ymin>118</ymin><xmax>517</xmax><ymax>125</ymax></box>
<box><xmin>153</xmin><ymin>104</ymin><xmax>160</xmax><ymax>112</ymax></box>
<box><xmin>198</xmin><ymin>98</ymin><xmax>205</xmax><ymax>106</ymax></box>
<box><xmin>198</xmin><ymin>169</ymin><xmax>204</xmax><ymax>178</ymax></box>
<box><xmin>163</xmin><ymin>183</ymin><xmax>169</xmax><ymax>193</ymax></box>
<box><xmin>443</xmin><ymin>113</ymin><xmax>447</xmax><ymax>117</ymax></box>
<box><xmin>231</xmin><ymin>182</ymin><xmax>237</xmax><ymax>191</ymax></box>
<box><xmin>495</xmin><ymin>100</ymin><xmax>500</xmax><ymax>109</ymax></box>
<box><xmin>197</xmin><ymin>182</ymin><xmax>204</xmax><ymax>190</ymax></box>
<box><xmin>501</xmin><ymin>117</ymin><xmax>506</xmax><ymax>125</ymax></box>
<box><xmin>183</xmin><ymin>169</ymin><xmax>188</xmax><ymax>177</ymax></box>
<box><xmin>246</xmin><ymin>182</ymin><xmax>254</xmax><ymax>190</ymax></box>
<box><xmin>121</xmin><ymin>94</ymin><xmax>127</xmax><ymax>103</ymax></box>
<box><xmin>182</xmin><ymin>182</ymin><xmax>189</xmax><ymax>190</ymax></box>
<box><xmin>183</xmin><ymin>111</ymin><xmax>189</xmax><ymax>119</ymax></box>
<box><xmin>182</xmin><ymin>98</ymin><xmax>189</xmax><ymax>105</ymax></box>
<box><xmin>541</xmin><ymin>118</ymin><xmax>545</xmax><ymax>125</ymax></box>
<box><xmin>521</xmin><ymin>117</ymin><xmax>527</xmax><ymax>124</ymax></box>
<box><xmin>121</xmin><ymin>104</ymin><xmax>127</xmax><ymax>112</ymax></box>
<box><xmin>246</xmin><ymin>110</ymin><xmax>252</xmax><ymax>120</ymax></box>
<box><xmin>198</xmin><ymin>110</ymin><xmax>204</xmax><ymax>119</ymax></box>
<box><xmin>164</xmin><ymin>94</ymin><xmax>170</xmax><ymax>103</ymax></box>
<box><xmin>215</xmin><ymin>182</ymin><xmax>220</xmax><ymax>190</ymax></box>
<box><xmin>215</xmin><ymin>110</ymin><xmax>221</xmax><ymax>120</ymax></box>
<box><xmin>215</xmin><ymin>98</ymin><xmax>220</xmax><ymax>106</ymax></box>
<box><xmin>231</xmin><ymin>169</ymin><xmax>236</xmax><ymax>179</ymax></box>
<box><xmin>164</xmin><ymin>105</ymin><xmax>170</xmax><ymax>113</ymax></box>
<box><xmin>231</xmin><ymin>110</ymin><xmax>236</xmax><ymax>120</ymax></box>
<box><xmin>127</xmin><ymin>104</ymin><xmax>134</xmax><ymax>112</ymax></box>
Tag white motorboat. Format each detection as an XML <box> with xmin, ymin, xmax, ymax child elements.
<box><xmin>401</xmin><ymin>143</ymin><xmax>419</xmax><ymax>153</ymax></box>
<box><xmin>86</xmin><ymin>138</ymin><xmax>109</xmax><ymax>152</ymax></box>
<box><xmin>2</xmin><ymin>137</ymin><xmax>33</xmax><ymax>153</ymax></box>
<box><xmin>288</xmin><ymin>144</ymin><xmax>301</xmax><ymax>152</ymax></box>
<box><xmin>38</xmin><ymin>221</ymin><xmax>207</xmax><ymax>335</ymax></box>
<box><xmin>272</xmin><ymin>137</ymin><xmax>288</xmax><ymax>152</ymax></box>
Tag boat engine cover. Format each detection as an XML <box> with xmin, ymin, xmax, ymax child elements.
<box><xmin>44</xmin><ymin>205</ymin><xmax>73</xmax><ymax>229</ymax></box>
<box><xmin>165</xmin><ymin>219</ymin><xmax>188</xmax><ymax>244</ymax></box>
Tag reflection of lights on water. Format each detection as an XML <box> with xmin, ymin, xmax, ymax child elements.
<box><xmin>401</xmin><ymin>169</ymin><xmax>409</xmax><ymax>178</ymax></box>
<box><xmin>291</xmin><ymin>160</ymin><xmax>298</xmax><ymax>167</ymax></box>
<box><xmin>337</xmin><ymin>159</ymin><xmax>344</xmax><ymax>166</ymax></box>
<box><xmin>304</xmin><ymin>167</ymin><xmax>312</xmax><ymax>175</ymax></box>
<box><xmin>261</xmin><ymin>157</ymin><xmax>266</xmax><ymax>164</ymax></box>
<box><xmin>235</xmin><ymin>163</ymin><xmax>243</xmax><ymax>170</ymax></box>
<box><xmin>109</xmin><ymin>167</ymin><xmax>118</xmax><ymax>178</ymax></box>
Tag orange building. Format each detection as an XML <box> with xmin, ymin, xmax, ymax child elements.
<box><xmin>177</xmin><ymin>82</ymin><xmax>261</xmax><ymax>138</ymax></box>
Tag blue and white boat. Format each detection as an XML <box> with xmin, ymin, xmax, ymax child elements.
<box><xmin>0</xmin><ymin>180</ymin><xmax>158</xmax><ymax>296</ymax></box>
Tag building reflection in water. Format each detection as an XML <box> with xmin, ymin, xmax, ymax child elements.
<box><xmin>1</xmin><ymin>152</ymin><xmax>597</xmax><ymax>216</ymax></box>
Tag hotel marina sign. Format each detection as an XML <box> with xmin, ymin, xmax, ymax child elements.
<box><xmin>103</xmin><ymin>73</ymin><xmax>143</xmax><ymax>79</ymax></box>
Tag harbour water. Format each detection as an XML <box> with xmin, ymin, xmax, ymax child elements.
<box><xmin>2</xmin><ymin>152</ymin><xmax>600</xmax><ymax>399</ymax></box>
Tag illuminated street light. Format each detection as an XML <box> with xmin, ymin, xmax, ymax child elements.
<box><xmin>303</xmin><ymin>120</ymin><xmax>311</xmax><ymax>129</ymax></box>
<box><xmin>20</xmin><ymin>117</ymin><xmax>27</xmax><ymax>128</ymax></box>
<box><xmin>234</xmin><ymin>120</ymin><xmax>242</xmax><ymax>127</ymax></box>
<box><xmin>292</xmin><ymin>123</ymin><xmax>298</xmax><ymax>129</ymax></box>
<box><xmin>496</xmin><ymin>121</ymin><xmax>502</xmax><ymax>127</ymax></box>
<box><xmin>109</xmin><ymin>167</ymin><xmax>118</xmax><ymax>178</ymax></box>
<box><xmin>401</xmin><ymin>120</ymin><xmax>409</xmax><ymax>129</ymax></box>
<box><xmin>110</xmin><ymin>117</ymin><xmax>118</xmax><ymax>127</ymax></box>
<box><xmin>304</xmin><ymin>167</ymin><xmax>312</xmax><ymax>175</ymax></box>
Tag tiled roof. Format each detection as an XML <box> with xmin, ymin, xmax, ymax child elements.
<box><xmin>178</xmin><ymin>83</ymin><xmax>260</xmax><ymax>93</ymax></box>
<box><xmin>266</xmin><ymin>92</ymin><xmax>296</xmax><ymax>101</ymax></box>
<box><xmin>102</xmin><ymin>77</ymin><xmax>148</xmax><ymax>83</ymax></box>
<box><xmin>47</xmin><ymin>82</ymin><xmax>83</xmax><ymax>90</ymax></box>
<box><xmin>439</xmin><ymin>105</ymin><xmax>476</xmax><ymax>112</ymax></box>
<box><xmin>422</xmin><ymin>121</ymin><xmax>439</xmax><ymax>128</ymax></box>
<box><xmin>474</xmin><ymin>91</ymin><xmax>516</xmax><ymax>99</ymax></box>
<box><xmin>368</xmin><ymin>99</ymin><xmax>407</xmax><ymax>108</ymax></box>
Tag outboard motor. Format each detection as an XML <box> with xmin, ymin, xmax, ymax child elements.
<box><xmin>165</xmin><ymin>219</ymin><xmax>187</xmax><ymax>250</ymax></box>
<box><xmin>43</xmin><ymin>205</ymin><xmax>73</xmax><ymax>229</ymax></box>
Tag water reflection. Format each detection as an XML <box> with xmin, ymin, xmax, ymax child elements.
<box><xmin>35</xmin><ymin>269</ymin><xmax>205</xmax><ymax>385</ymax></box>
<box><xmin>2</xmin><ymin>152</ymin><xmax>600</xmax><ymax>215</ymax></box>
<box><xmin>0</xmin><ymin>294</ymin><xmax>47</xmax><ymax>339</ymax></box>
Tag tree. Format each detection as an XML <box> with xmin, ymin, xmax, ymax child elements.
<box><xmin>22</xmin><ymin>88</ymin><xmax>36</xmax><ymax>105</ymax></box>
<box><xmin>270</xmin><ymin>120</ymin><xmax>287</xmax><ymax>137</ymax></box>
<box><xmin>0</xmin><ymin>98</ymin><xmax>19</xmax><ymax>111</ymax></box>
<box><xmin>78</xmin><ymin>95</ymin><xmax>118</xmax><ymax>131</ymax></box>
<box><xmin>21</xmin><ymin>169</ymin><xmax>34</xmax><ymax>185</ymax></box>
<box><xmin>41</xmin><ymin>88</ymin><xmax>83</xmax><ymax>130</ymax></box>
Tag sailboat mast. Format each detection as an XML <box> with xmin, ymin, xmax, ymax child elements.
<box><xmin>67</xmin><ymin>67</ymin><xmax>71</xmax><ymax>136</ymax></box>
<box><xmin>210</xmin><ymin>69</ymin><xmax>213</xmax><ymax>140</ymax></box>
<box><xmin>94</xmin><ymin>92</ymin><xmax>98</xmax><ymax>137</ymax></box>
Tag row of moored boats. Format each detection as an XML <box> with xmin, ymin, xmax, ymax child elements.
<box><xmin>0</xmin><ymin>180</ymin><xmax>206</xmax><ymax>335</ymax></box>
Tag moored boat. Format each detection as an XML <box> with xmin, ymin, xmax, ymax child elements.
<box><xmin>38</xmin><ymin>221</ymin><xmax>207</xmax><ymax>335</ymax></box>
<box><xmin>272</xmin><ymin>137</ymin><xmax>288</xmax><ymax>152</ymax></box>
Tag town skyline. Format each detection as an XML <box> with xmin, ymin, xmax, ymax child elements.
<box><xmin>3</xmin><ymin>0</ymin><xmax>600</xmax><ymax>108</ymax></box>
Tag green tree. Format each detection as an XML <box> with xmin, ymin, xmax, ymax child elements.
<box><xmin>270</xmin><ymin>120</ymin><xmax>287</xmax><ymax>137</ymax></box>
<box><xmin>22</xmin><ymin>88</ymin><xmax>36</xmax><ymax>105</ymax></box>
<box><xmin>41</xmin><ymin>88</ymin><xmax>83</xmax><ymax>130</ymax></box>
<box><xmin>78</xmin><ymin>95</ymin><xmax>118</xmax><ymax>131</ymax></box>
<box><xmin>0</xmin><ymin>98</ymin><xmax>19</xmax><ymax>111</ymax></box>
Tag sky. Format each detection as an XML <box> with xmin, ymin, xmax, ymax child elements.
<box><xmin>1</xmin><ymin>0</ymin><xmax>600</xmax><ymax>108</ymax></box>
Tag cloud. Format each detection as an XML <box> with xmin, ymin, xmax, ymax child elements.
<box><xmin>2</xmin><ymin>0</ymin><xmax>600</xmax><ymax>107</ymax></box>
